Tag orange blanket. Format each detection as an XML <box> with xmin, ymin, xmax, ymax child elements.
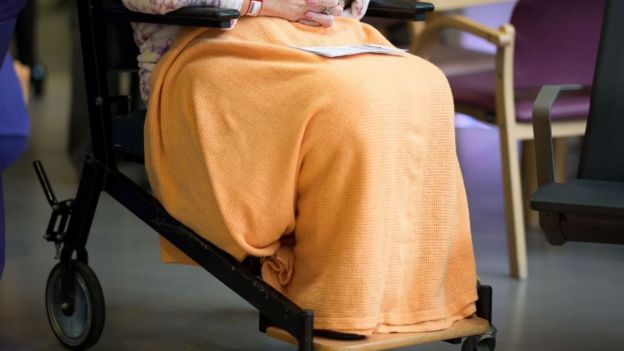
<box><xmin>145</xmin><ymin>16</ymin><xmax>477</xmax><ymax>334</ymax></box>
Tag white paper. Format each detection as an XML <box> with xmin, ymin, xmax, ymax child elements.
<box><xmin>290</xmin><ymin>44</ymin><xmax>407</xmax><ymax>58</ymax></box>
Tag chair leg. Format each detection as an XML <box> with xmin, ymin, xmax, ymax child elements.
<box><xmin>499</xmin><ymin>130</ymin><xmax>528</xmax><ymax>279</ymax></box>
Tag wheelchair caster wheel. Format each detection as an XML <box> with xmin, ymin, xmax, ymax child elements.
<box><xmin>46</xmin><ymin>261</ymin><xmax>105</xmax><ymax>349</ymax></box>
<box><xmin>462</xmin><ymin>335</ymin><xmax>496</xmax><ymax>351</ymax></box>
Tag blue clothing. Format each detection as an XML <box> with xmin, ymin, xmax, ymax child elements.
<box><xmin>0</xmin><ymin>0</ymin><xmax>27</xmax><ymax>20</ymax></box>
<box><xmin>0</xmin><ymin>55</ymin><xmax>29</xmax><ymax>139</ymax></box>
<box><xmin>0</xmin><ymin>54</ymin><xmax>29</xmax><ymax>278</ymax></box>
<box><xmin>0</xmin><ymin>0</ymin><xmax>25</xmax><ymax>65</ymax></box>
<box><xmin>0</xmin><ymin>17</ymin><xmax>16</xmax><ymax>67</ymax></box>
<box><xmin>0</xmin><ymin>176</ymin><xmax>4</xmax><ymax>278</ymax></box>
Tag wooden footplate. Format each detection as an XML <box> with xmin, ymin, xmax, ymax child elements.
<box><xmin>266</xmin><ymin>316</ymin><xmax>490</xmax><ymax>351</ymax></box>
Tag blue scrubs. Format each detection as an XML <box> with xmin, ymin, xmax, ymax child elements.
<box><xmin>0</xmin><ymin>0</ymin><xmax>28</xmax><ymax>19</ymax></box>
<box><xmin>0</xmin><ymin>0</ymin><xmax>27</xmax><ymax>66</ymax></box>
<box><xmin>0</xmin><ymin>0</ymin><xmax>29</xmax><ymax>278</ymax></box>
<box><xmin>0</xmin><ymin>54</ymin><xmax>29</xmax><ymax>278</ymax></box>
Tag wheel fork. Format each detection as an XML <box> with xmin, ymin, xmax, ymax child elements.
<box><xmin>34</xmin><ymin>159</ymin><xmax>103</xmax><ymax>316</ymax></box>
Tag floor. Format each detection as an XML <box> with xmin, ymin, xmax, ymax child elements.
<box><xmin>1</xmin><ymin>2</ymin><xmax>623</xmax><ymax>351</ymax></box>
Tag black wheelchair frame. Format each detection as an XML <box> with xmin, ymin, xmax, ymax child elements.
<box><xmin>34</xmin><ymin>1</ymin><xmax>496</xmax><ymax>350</ymax></box>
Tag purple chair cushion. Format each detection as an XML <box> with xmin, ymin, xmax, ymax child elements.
<box><xmin>447</xmin><ymin>0</ymin><xmax>604</xmax><ymax>124</ymax></box>
<box><xmin>512</xmin><ymin>0</ymin><xmax>605</xmax><ymax>90</ymax></box>
<box><xmin>449</xmin><ymin>71</ymin><xmax>590</xmax><ymax>123</ymax></box>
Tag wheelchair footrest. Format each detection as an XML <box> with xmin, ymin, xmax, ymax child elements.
<box><xmin>266</xmin><ymin>316</ymin><xmax>489</xmax><ymax>351</ymax></box>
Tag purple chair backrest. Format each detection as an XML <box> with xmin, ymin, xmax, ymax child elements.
<box><xmin>511</xmin><ymin>0</ymin><xmax>605</xmax><ymax>90</ymax></box>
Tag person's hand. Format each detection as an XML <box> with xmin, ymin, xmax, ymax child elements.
<box><xmin>259</xmin><ymin>0</ymin><xmax>343</xmax><ymax>27</ymax></box>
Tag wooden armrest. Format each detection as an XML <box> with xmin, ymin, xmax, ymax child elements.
<box><xmin>412</xmin><ymin>14</ymin><xmax>513</xmax><ymax>55</ymax></box>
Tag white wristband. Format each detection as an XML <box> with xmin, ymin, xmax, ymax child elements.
<box><xmin>246</xmin><ymin>0</ymin><xmax>263</xmax><ymax>16</ymax></box>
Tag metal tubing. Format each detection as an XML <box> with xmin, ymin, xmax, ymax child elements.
<box><xmin>76</xmin><ymin>0</ymin><xmax>113</xmax><ymax>165</ymax></box>
<box><xmin>104</xmin><ymin>170</ymin><xmax>310</xmax><ymax>340</ymax></box>
<box><xmin>476</xmin><ymin>284</ymin><xmax>493</xmax><ymax>325</ymax></box>
<box><xmin>297</xmin><ymin>311</ymin><xmax>314</xmax><ymax>351</ymax></box>
<box><xmin>33</xmin><ymin>160</ymin><xmax>59</xmax><ymax>207</ymax></box>
<box><xmin>65</xmin><ymin>158</ymin><xmax>106</xmax><ymax>252</ymax></box>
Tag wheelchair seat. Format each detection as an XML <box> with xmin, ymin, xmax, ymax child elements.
<box><xmin>267</xmin><ymin>316</ymin><xmax>490</xmax><ymax>351</ymax></box>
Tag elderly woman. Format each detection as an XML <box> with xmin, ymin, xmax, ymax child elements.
<box><xmin>124</xmin><ymin>0</ymin><xmax>478</xmax><ymax>337</ymax></box>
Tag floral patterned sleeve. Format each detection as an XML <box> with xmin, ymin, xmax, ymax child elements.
<box><xmin>123</xmin><ymin>0</ymin><xmax>369</xmax><ymax>101</ymax></box>
<box><xmin>122</xmin><ymin>0</ymin><xmax>244</xmax><ymax>101</ymax></box>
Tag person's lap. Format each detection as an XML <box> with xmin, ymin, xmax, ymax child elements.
<box><xmin>147</xmin><ymin>17</ymin><xmax>477</xmax><ymax>334</ymax></box>
<box><xmin>150</xmin><ymin>16</ymin><xmax>442</xmax><ymax>262</ymax></box>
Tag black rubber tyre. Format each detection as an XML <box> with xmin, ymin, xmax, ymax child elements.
<box><xmin>462</xmin><ymin>336</ymin><xmax>496</xmax><ymax>351</ymax></box>
<box><xmin>45</xmin><ymin>261</ymin><xmax>105</xmax><ymax>350</ymax></box>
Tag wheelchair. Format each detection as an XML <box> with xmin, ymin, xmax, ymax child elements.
<box><xmin>34</xmin><ymin>0</ymin><xmax>497</xmax><ymax>349</ymax></box>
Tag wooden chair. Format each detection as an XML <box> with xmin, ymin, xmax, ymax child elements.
<box><xmin>411</xmin><ymin>0</ymin><xmax>605</xmax><ymax>278</ymax></box>
<box><xmin>531</xmin><ymin>0</ymin><xmax>624</xmax><ymax>247</ymax></box>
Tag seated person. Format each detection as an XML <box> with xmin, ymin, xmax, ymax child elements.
<box><xmin>124</xmin><ymin>0</ymin><xmax>478</xmax><ymax>337</ymax></box>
